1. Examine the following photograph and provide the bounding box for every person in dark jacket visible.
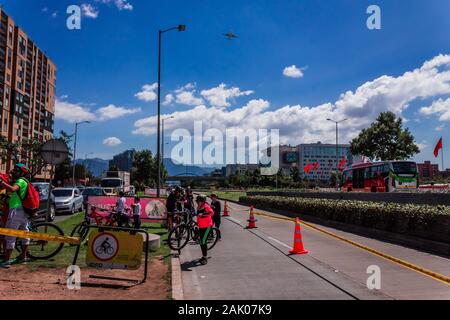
[210,193,221,238]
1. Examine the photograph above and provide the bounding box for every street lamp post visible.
[72,121,90,187]
[156,25,186,198]
[327,118,348,189]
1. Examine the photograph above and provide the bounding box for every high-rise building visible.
[109,149,136,172]
[298,142,352,181]
[0,8,56,175]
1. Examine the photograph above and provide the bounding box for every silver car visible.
[52,188,84,215]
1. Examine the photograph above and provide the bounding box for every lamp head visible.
[178,25,186,32]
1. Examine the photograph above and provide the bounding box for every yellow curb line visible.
[0,228,81,245]
[246,210,450,286]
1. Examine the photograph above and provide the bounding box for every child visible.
[131,196,142,229]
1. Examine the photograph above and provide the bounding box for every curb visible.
[171,251,184,300]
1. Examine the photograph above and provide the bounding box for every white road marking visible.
[227,217,242,224]
[268,236,292,250]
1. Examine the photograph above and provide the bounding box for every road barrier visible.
[0,228,81,245]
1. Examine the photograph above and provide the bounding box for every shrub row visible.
[239,196,450,243]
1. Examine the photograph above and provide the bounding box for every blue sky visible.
[4,0,450,168]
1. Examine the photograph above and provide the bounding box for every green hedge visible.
[239,196,450,243]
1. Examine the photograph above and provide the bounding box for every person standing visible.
[131,196,142,229]
[195,195,214,265]
[210,193,222,239]
[0,164,31,268]
[115,191,127,227]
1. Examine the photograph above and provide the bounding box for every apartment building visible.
[0,8,56,175]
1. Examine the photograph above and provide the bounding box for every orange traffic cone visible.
[246,206,258,229]
[289,218,309,255]
[223,201,230,217]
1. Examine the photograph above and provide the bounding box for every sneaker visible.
[199,257,208,265]
[0,260,12,269]
[11,256,28,265]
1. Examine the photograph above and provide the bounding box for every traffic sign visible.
[39,139,69,165]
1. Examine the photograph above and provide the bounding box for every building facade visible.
[417,161,439,180]
[109,149,136,172]
[298,142,352,181]
[0,8,56,175]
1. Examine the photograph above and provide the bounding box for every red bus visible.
[341,161,419,192]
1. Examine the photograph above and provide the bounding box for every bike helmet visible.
[14,163,29,174]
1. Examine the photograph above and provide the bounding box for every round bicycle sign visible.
[91,233,119,261]
[39,139,69,165]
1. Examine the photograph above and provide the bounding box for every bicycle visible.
[70,204,135,244]
[168,210,220,251]
[15,217,65,260]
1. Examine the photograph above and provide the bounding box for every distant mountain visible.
[163,158,217,177]
[76,158,110,177]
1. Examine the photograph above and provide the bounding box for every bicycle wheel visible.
[168,225,190,251]
[206,228,220,251]
[70,222,90,245]
[18,222,65,260]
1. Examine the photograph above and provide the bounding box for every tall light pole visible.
[327,118,348,189]
[72,121,90,187]
[157,24,186,198]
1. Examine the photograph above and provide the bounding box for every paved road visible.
[179,201,450,300]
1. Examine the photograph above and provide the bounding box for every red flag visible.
[304,163,313,174]
[313,162,320,171]
[338,157,347,170]
[434,138,443,158]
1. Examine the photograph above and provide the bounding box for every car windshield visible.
[101,179,121,188]
[392,162,417,175]
[52,189,73,197]
[83,188,103,196]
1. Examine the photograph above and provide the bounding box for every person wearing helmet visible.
[195,195,214,265]
[166,187,181,230]
[0,164,31,268]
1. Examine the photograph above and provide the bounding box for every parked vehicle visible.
[101,170,131,196]
[52,188,84,215]
[31,182,56,222]
[82,187,106,207]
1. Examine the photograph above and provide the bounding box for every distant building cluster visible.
[221,142,352,182]
[109,149,135,172]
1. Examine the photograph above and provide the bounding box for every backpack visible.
[16,178,40,216]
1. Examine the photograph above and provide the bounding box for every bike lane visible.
[178,204,390,300]
[222,201,450,300]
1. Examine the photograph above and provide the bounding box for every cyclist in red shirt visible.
[195,195,214,265]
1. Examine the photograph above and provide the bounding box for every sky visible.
[3,0,450,169]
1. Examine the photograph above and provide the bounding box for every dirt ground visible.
[0,258,170,300]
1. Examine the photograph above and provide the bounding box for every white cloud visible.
[163,94,174,106]
[283,65,305,78]
[55,99,141,123]
[436,124,445,132]
[420,98,450,121]
[97,104,141,121]
[103,137,122,146]
[81,4,99,19]
[135,83,158,102]
[133,54,450,148]
[175,91,204,106]
[55,99,96,123]
[200,83,254,108]
[95,0,133,11]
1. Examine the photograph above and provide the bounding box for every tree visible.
[350,112,420,161]
[290,166,300,183]
[131,150,167,190]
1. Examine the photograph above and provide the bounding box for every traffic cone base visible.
[246,206,258,229]
[289,218,309,255]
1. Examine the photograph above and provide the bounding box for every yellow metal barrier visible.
[0,228,81,245]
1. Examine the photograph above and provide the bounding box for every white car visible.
[52,188,84,215]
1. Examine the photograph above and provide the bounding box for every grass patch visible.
[215,191,247,202]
